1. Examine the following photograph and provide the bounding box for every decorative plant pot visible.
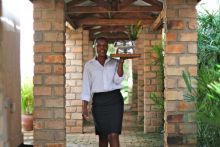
[21,114,33,131]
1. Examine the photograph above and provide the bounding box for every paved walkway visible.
[66,130,163,147]
[24,130,163,147]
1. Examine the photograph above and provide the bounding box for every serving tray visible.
[110,53,141,59]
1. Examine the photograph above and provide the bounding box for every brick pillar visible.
[164,1,197,146]
[136,32,145,120]
[65,28,83,134]
[83,31,94,65]
[144,29,162,132]
[33,0,66,146]
[132,58,138,108]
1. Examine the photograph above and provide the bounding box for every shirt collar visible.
[92,56,112,64]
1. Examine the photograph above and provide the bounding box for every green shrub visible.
[150,44,164,132]
[21,80,34,115]
[183,68,220,147]
[198,10,220,68]
[182,9,220,146]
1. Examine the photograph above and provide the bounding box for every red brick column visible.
[144,29,162,132]
[65,28,84,133]
[136,32,145,120]
[132,59,138,107]
[33,0,66,146]
[164,1,197,146]
[83,31,94,65]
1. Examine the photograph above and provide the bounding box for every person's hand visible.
[119,58,125,64]
[82,108,89,121]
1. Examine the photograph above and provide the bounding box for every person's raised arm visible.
[117,58,124,77]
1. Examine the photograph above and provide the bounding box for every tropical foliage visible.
[21,80,34,114]
[150,44,164,132]
[182,9,220,147]
[127,20,143,41]
[150,44,164,111]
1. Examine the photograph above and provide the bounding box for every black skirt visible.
[92,89,124,136]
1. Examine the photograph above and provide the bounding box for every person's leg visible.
[99,135,108,147]
[108,133,120,147]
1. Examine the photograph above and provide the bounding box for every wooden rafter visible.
[111,0,120,11]
[67,6,108,13]
[65,15,78,29]
[151,10,164,31]
[69,12,153,20]
[78,18,154,26]
[66,0,86,6]
[89,32,129,41]
[119,0,135,10]
[67,5,161,14]
[65,0,163,40]
[89,26,127,34]
[142,0,163,8]
[121,5,162,12]
[110,12,153,19]
[90,0,111,10]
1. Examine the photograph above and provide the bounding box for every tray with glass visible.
[110,40,141,59]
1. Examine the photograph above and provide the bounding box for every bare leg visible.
[108,133,120,147]
[99,135,108,147]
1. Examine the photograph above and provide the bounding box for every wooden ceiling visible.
[65,0,163,42]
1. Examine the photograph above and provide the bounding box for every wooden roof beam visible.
[78,18,154,26]
[89,26,126,32]
[90,0,111,10]
[121,5,162,12]
[66,6,162,14]
[119,0,136,10]
[111,0,120,11]
[142,0,163,8]
[151,10,164,31]
[89,32,129,41]
[65,15,78,29]
[66,0,86,5]
[89,28,128,36]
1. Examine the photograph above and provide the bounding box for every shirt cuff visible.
[80,95,90,102]
[114,73,124,84]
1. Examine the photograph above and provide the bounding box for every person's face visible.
[96,39,108,57]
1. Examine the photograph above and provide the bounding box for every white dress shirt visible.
[81,56,124,102]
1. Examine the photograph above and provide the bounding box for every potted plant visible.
[127,20,143,41]
[21,80,34,131]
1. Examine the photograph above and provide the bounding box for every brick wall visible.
[144,29,163,132]
[136,32,145,120]
[65,28,85,134]
[164,0,197,146]
[132,59,138,110]
[33,0,66,146]
[83,31,94,65]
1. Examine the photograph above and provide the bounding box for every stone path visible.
[24,105,163,147]
[66,130,163,147]
[24,130,163,147]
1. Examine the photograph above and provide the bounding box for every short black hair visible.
[94,36,108,46]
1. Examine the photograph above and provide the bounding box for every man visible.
[81,37,125,147]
